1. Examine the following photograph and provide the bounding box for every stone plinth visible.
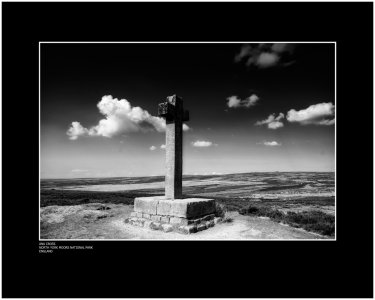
[126,196,219,234]
[134,196,216,218]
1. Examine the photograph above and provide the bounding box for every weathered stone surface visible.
[160,216,170,223]
[156,200,172,216]
[130,218,142,227]
[131,196,217,233]
[142,213,151,219]
[169,217,181,224]
[160,95,186,200]
[151,215,162,222]
[170,198,216,218]
[202,214,215,221]
[134,197,158,215]
[169,217,188,225]
[178,225,197,234]
[127,215,217,233]
[161,224,173,233]
[134,197,216,219]
[165,123,182,200]
[150,222,162,230]
[188,218,200,225]
[197,223,207,232]
[214,217,222,224]
[130,212,137,218]
[144,220,153,229]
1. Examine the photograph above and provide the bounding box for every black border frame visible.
[2,2,373,298]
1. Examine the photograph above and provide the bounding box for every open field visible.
[40,172,335,239]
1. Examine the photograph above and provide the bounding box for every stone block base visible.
[126,196,219,234]
[125,215,221,234]
[134,196,216,218]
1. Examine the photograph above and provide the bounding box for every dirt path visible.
[40,204,328,240]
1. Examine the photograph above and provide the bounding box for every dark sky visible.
[40,42,335,178]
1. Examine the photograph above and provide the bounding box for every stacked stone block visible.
[125,196,221,234]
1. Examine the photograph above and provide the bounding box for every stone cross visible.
[158,95,189,200]
[129,96,216,234]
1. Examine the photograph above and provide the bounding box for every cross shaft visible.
[158,95,189,200]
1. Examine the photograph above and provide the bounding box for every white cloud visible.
[67,95,190,140]
[150,145,156,151]
[226,94,260,109]
[160,144,166,150]
[263,141,281,146]
[235,43,295,68]
[245,94,260,107]
[286,102,335,125]
[67,122,89,140]
[318,118,335,126]
[234,44,252,62]
[267,121,284,129]
[227,96,241,108]
[256,52,279,68]
[255,113,284,129]
[192,140,213,147]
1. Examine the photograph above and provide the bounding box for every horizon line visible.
[40,170,335,180]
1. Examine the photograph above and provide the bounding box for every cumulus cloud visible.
[234,43,295,68]
[263,141,281,147]
[150,145,157,151]
[227,96,241,108]
[67,122,89,140]
[192,140,213,147]
[286,102,335,125]
[160,144,166,150]
[255,113,284,129]
[67,95,190,140]
[256,52,279,68]
[226,94,259,109]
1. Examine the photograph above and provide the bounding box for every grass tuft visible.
[239,204,335,237]
[215,203,226,218]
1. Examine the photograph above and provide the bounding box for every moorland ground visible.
[40,172,335,239]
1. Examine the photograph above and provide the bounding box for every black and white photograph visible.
[40,42,336,240]
[2,2,373,298]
